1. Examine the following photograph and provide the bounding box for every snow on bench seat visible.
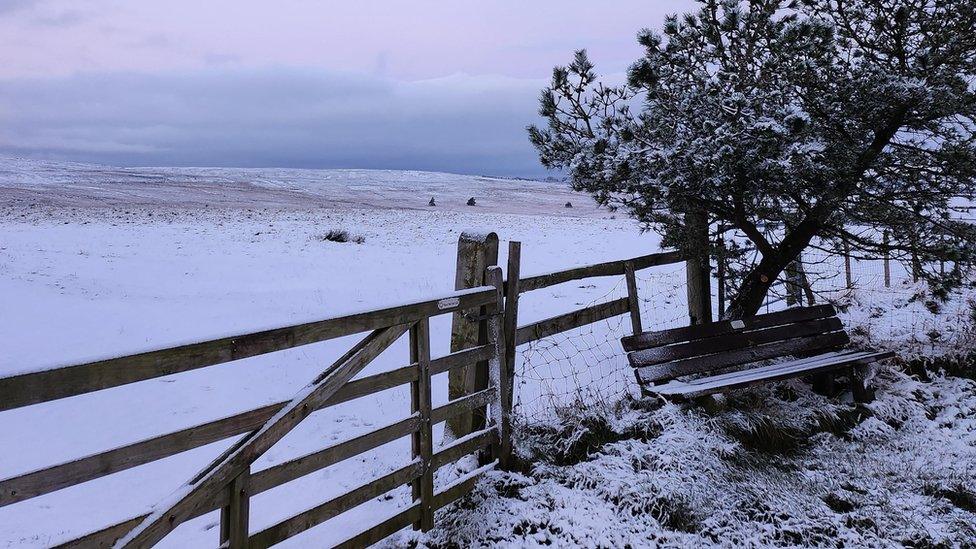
[652,350,895,398]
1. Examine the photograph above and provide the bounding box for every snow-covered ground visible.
[414,370,976,547]
[0,158,657,547]
[1,157,973,547]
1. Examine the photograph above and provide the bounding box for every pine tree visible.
[529,0,976,318]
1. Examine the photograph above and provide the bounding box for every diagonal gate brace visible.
[114,323,411,548]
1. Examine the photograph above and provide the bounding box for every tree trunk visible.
[685,209,712,325]
[725,220,821,319]
[724,255,780,319]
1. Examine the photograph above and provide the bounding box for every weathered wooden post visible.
[843,238,853,290]
[939,229,947,277]
[883,231,891,288]
[716,233,727,318]
[685,210,712,325]
[502,242,521,449]
[785,260,804,307]
[219,468,250,549]
[911,246,921,283]
[447,231,498,441]
[800,263,816,306]
[485,266,511,468]
[409,319,434,531]
[624,261,643,335]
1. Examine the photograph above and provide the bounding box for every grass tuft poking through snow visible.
[316,228,365,244]
[397,370,976,547]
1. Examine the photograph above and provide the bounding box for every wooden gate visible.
[0,268,509,548]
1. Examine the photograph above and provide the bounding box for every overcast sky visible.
[0,0,697,176]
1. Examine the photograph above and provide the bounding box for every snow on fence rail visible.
[0,231,688,548]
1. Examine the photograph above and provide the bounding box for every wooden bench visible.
[621,305,893,400]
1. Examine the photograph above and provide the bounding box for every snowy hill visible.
[0,156,597,216]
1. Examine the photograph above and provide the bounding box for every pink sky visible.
[1,1,696,78]
[0,0,698,174]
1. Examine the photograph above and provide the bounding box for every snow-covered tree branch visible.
[529,0,976,319]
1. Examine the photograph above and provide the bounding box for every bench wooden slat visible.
[674,350,859,386]
[654,350,895,398]
[624,305,892,400]
[636,331,851,384]
[622,304,836,352]
[628,317,843,369]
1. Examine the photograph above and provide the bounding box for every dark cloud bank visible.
[0,68,551,177]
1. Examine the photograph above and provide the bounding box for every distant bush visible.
[318,229,365,244]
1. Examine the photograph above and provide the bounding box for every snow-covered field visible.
[0,156,595,216]
[1,157,974,547]
[0,157,660,547]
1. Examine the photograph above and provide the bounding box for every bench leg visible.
[850,365,873,403]
[696,393,726,413]
[811,372,836,396]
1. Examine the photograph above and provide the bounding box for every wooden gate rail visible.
[505,248,684,347]
[248,460,424,548]
[0,344,494,508]
[53,388,499,549]
[0,287,496,412]
[3,237,684,548]
[2,280,505,549]
[331,504,421,549]
[512,250,683,295]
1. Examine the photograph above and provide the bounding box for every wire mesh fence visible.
[784,246,976,359]
[511,262,687,425]
[508,244,974,428]
[743,237,974,362]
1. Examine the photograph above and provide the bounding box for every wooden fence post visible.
[940,232,946,276]
[685,209,712,325]
[485,266,511,468]
[624,261,642,335]
[911,246,921,283]
[716,234,727,318]
[219,468,250,549]
[883,231,891,288]
[843,238,853,290]
[448,232,499,441]
[785,260,803,307]
[800,262,816,306]
[501,242,521,462]
[409,319,434,531]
